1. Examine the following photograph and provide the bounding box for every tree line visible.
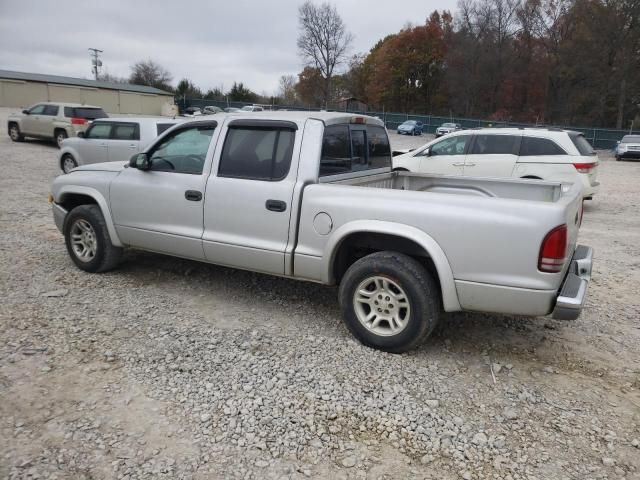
[105,0,639,129]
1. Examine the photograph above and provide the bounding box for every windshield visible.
[621,135,640,143]
[442,123,456,128]
[401,121,416,126]
[241,106,253,111]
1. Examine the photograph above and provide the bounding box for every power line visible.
[88,48,103,80]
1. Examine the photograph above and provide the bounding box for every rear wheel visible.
[55,129,68,148]
[64,205,123,273]
[339,251,440,353]
[61,154,78,173]
[9,123,24,142]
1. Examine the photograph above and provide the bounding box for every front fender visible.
[324,220,461,312]
[55,185,123,247]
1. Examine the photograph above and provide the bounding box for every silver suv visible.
[8,102,108,148]
[615,134,640,161]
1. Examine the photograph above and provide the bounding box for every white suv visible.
[393,128,600,198]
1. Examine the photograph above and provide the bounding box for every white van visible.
[393,128,600,198]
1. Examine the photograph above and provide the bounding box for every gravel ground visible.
[1,107,639,480]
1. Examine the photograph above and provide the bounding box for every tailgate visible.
[558,181,584,273]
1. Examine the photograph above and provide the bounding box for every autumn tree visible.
[295,67,325,106]
[297,1,353,107]
[129,59,173,91]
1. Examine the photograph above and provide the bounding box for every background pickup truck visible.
[50,112,593,352]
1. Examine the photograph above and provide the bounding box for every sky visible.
[0,0,459,95]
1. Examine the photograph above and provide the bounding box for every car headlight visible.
[618,144,627,152]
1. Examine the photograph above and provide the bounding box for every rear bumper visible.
[552,245,593,320]
[52,202,68,233]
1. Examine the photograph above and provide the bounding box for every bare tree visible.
[297,1,353,107]
[129,59,173,91]
[278,75,298,105]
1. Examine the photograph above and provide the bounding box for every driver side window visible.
[149,125,215,174]
[29,104,46,115]
[430,135,470,156]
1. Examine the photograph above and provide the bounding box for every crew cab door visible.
[202,119,299,275]
[22,104,46,136]
[464,133,521,177]
[110,121,219,260]
[107,122,140,162]
[416,134,471,175]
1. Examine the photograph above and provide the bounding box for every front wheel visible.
[64,205,123,273]
[9,124,24,142]
[61,154,77,173]
[339,251,440,353]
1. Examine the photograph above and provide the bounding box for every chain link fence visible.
[177,97,638,150]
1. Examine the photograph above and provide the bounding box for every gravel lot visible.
[1,107,639,480]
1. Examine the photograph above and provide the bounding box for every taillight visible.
[573,162,597,173]
[539,224,567,273]
[71,117,87,125]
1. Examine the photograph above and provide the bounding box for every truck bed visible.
[329,171,564,203]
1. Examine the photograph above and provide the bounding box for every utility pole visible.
[88,48,103,80]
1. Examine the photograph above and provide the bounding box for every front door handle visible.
[265,199,287,212]
[465,163,476,167]
[452,162,465,166]
[185,190,202,201]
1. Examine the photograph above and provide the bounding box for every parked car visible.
[182,106,202,116]
[435,122,462,137]
[58,117,181,173]
[240,105,264,112]
[224,107,241,113]
[50,112,591,353]
[615,134,640,161]
[397,120,423,136]
[8,102,108,148]
[393,127,600,198]
[202,106,223,115]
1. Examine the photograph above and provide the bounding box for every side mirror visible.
[424,148,431,157]
[130,152,151,170]
[77,131,85,138]
[22,109,30,115]
[616,141,620,145]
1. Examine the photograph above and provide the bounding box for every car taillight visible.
[539,224,567,273]
[573,162,597,173]
[71,117,87,125]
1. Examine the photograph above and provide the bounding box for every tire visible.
[339,251,440,353]
[55,129,68,148]
[61,154,78,174]
[615,156,621,161]
[8,123,24,142]
[64,205,123,273]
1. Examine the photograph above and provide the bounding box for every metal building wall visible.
[0,79,173,116]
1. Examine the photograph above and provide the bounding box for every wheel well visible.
[332,232,441,291]
[8,121,18,132]
[521,175,542,180]
[59,193,97,211]
[392,167,408,172]
[54,127,67,136]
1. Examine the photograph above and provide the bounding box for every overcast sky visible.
[0,0,459,95]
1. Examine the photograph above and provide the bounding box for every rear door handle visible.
[185,190,202,201]
[265,199,287,212]
[99,143,108,147]
[465,163,476,166]
[128,144,137,149]
[452,162,465,166]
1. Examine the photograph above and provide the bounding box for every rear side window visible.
[470,135,519,155]
[43,105,59,116]
[570,134,595,156]
[319,124,391,177]
[157,123,176,135]
[64,107,108,119]
[112,123,139,140]
[218,127,295,181]
[520,137,567,156]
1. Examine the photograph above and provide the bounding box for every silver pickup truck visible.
[50,112,593,352]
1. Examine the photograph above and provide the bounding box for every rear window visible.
[157,123,176,135]
[470,134,519,155]
[520,137,567,156]
[319,124,391,177]
[570,133,595,156]
[64,107,108,120]
[112,123,139,140]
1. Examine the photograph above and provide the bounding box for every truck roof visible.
[182,111,385,127]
